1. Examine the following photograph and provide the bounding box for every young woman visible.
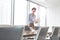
[29,7,39,32]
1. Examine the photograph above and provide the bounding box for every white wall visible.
[47,6,60,26]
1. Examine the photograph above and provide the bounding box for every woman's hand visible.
[35,21,38,23]
[35,18,40,23]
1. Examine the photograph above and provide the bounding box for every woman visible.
[29,7,39,32]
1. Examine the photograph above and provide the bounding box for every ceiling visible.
[45,0,60,7]
[30,0,60,7]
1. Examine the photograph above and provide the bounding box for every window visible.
[14,0,47,26]
[27,1,47,26]
[39,6,47,26]
[0,0,11,25]
[14,0,27,25]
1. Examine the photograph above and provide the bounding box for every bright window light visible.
[14,0,27,25]
[0,0,11,25]
[39,6,46,26]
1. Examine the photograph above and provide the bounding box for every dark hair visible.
[32,8,36,10]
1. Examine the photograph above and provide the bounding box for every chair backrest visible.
[37,27,49,40]
[50,27,59,40]
[52,27,59,37]
[0,26,23,40]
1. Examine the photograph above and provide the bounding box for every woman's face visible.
[32,10,36,13]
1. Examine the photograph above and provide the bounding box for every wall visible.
[47,6,60,26]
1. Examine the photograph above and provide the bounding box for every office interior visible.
[0,0,60,40]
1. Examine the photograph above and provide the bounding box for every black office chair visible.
[50,27,59,40]
[37,27,49,40]
[0,26,23,40]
